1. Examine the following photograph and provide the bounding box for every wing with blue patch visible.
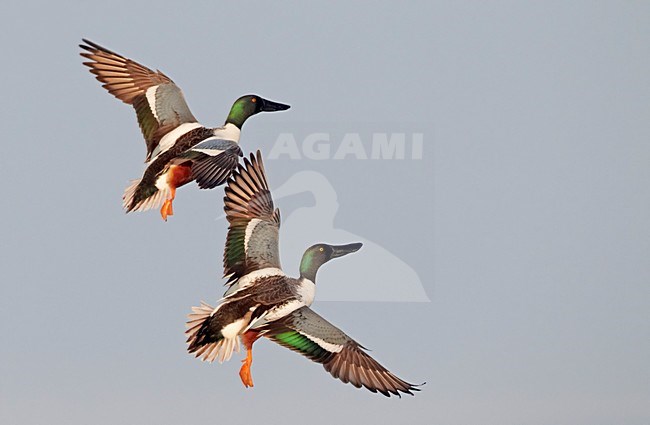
[223,151,281,286]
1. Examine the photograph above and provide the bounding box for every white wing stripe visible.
[302,332,344,353]
[192,148,224,156]
[145,86,160,121]
[223,267,285,298]
[244,219,262,253]
[148,122,202,163]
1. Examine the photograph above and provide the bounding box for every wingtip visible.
[78,38,120,57]
[79,38,99,51]
[401,381,425,397]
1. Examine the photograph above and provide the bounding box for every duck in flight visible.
[185,151,421,397]
[79,39,290,220]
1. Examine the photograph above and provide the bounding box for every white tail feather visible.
[185,301,241,364]
[122,179,171,212]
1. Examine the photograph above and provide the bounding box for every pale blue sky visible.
[1,1,649,424]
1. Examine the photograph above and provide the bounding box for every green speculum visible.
[275,331,324,356]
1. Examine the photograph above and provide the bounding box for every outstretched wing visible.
[80,39,198,162]
[223,150,281,286]
[181,138,243,189]
[263,306,421,397]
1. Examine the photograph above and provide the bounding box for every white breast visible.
[213,123,241,142]
[297,278,316,306]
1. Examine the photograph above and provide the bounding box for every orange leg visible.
[160,186,176,221]
[159,165,192,221]
[239,347,254,388]
[239,330,261,388]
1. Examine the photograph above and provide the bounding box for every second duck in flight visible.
[185,151,420,397]
[80,39,290,220]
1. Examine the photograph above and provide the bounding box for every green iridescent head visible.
[299,242,363,282]
[225,94,290,128]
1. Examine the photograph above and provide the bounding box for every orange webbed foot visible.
[160,199,174,221]
[239,348,254,388]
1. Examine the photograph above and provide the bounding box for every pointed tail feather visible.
[122,179,170,213]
